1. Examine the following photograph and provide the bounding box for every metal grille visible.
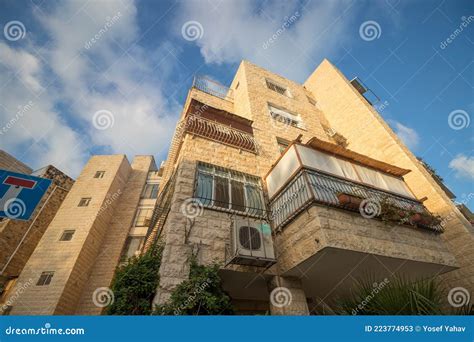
[270,168,435,232]
[194,162,267,218]
[193,75,233,101]
[185,114,258,153]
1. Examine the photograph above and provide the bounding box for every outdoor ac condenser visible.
[231,217,276,265]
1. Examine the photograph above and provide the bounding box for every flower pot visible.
[337,193,363,210]
[409,213,434,226]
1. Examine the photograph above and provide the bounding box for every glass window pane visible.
[231,180,245,211]
[142,184,159,199]
[246,185,264,216]
[196,172,213,206]
[214,176,229,208]
[134,209,153,226]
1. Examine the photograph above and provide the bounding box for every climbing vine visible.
[154,256,234,315]
[107,244,163,315]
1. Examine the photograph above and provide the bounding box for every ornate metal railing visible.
[192,75,233,102]
[270,168,440,232]
[184,114,258,153]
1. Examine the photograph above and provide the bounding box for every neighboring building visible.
[0,150,32,174]
[147,60,472,315]
[0,152,74,314]
[6,60,473,315]
[6,155,162,315]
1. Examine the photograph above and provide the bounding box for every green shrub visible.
[154,257,234,315]
[336,276,443,315]
[106,244,163,315]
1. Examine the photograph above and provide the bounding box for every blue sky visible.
[0,0,472,208]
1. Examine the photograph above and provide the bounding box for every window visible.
[195,162,265,216]
[36,271,54,286]
[266,79,290,97]
[59,230,75,241]
[94,171,105,178]
[78,197,91,207]
[307,96,317,106]
[121,236,145,261]
[141,184,159,199]
[133,208,153,227]
[276,137,290,154]
[268,104,304,129]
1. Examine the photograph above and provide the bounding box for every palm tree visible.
[336,276,444,315]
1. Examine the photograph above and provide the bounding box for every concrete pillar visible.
[268,276,309,315]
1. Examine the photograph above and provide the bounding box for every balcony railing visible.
[270,168,441,233]
[192,75,233,102]
[183,114,258,153]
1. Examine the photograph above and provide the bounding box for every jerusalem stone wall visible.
[304,59,474,298]
[9,155,130,315]
[276,205,457,275]
[0,166,74,281]
[75,156,154,315]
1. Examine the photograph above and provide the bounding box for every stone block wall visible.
[0,166,74,281]
[9,155,130,315]
[304,59,474,297]
[75,156,154,315]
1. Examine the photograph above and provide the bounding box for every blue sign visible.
[0,169,52,221]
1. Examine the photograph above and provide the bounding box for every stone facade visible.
[0,153,74,312]
[7,155,157,315]
[0,166,74,280]
[304,59,474,299]
[154,60,470,315]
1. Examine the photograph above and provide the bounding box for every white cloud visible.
[449,154,474,180]
[0,42,86,175]
[177,0,355,81]
[392,121,420,150]
[1,0,180,177]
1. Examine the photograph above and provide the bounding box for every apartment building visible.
[5,59,473,315]
[7,155,162,314]
[0,151,74,313]
[147,59,472,315]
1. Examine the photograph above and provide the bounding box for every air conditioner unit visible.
[229,217,276,267]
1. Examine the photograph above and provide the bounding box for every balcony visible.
[180,99,258,153]
[270,168,439,231]
[192,75,233,102]
[265,140,456,300]
[267,139,441,232]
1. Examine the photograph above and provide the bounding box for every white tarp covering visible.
[266,145,299,198]
[266,144,415,199]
